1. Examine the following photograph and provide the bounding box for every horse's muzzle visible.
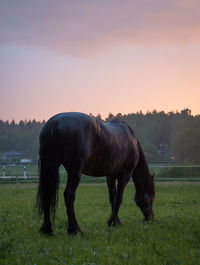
[144,208,154,221]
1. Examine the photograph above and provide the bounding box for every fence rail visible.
[1,164,200,183]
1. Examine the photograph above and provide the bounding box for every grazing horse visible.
[36,112,155,235]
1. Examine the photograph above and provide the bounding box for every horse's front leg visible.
[106,176,122,225]
[107,175,130,227]
[64,170,82,234]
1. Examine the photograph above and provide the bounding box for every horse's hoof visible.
[67,226,82,235]
[107,217,122,227]
[40,226,54,236]
[107,218,113,227]
[115,218,122,225]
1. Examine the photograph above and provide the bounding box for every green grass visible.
[0,183,200,264]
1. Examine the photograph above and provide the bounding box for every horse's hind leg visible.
[64,169,82,234]
[106,176,122,225]
[40,205,54,236]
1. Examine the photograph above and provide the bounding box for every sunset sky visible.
[1,0,200,122]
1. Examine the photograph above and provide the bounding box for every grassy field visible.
[0,182,200,265]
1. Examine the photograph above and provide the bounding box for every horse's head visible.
[133,173,155,221]
[134,192,154,221]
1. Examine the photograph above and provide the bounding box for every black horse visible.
[36,112,155,235]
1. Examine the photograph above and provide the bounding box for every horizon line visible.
[0,108,197,124]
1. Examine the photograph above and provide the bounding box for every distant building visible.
[1,151,25,164]
[20,158,32,164]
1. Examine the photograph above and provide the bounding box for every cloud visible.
[0,0,200,56]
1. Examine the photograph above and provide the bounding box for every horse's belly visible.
[82,162,111,177]
[82,155,123,177]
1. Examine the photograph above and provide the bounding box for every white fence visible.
[1,164,200,183]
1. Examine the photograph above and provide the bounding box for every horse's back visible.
[40,112,98,164]
[47,112,94,129]
[40,112,140,176]
[43,112,97,135]
[83,120,140,176]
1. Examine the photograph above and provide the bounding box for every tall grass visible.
[0,183,200,264]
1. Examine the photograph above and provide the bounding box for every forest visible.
[0,108,200,164]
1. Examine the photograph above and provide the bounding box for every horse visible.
[36,112,155,235]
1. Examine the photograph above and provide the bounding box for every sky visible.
[0,0,200,122]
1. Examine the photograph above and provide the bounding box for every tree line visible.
[0,108,200,164]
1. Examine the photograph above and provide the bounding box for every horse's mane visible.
[135,138,155,199]
[106,118,155,199]
[107,119,136,136]
[138,142,155,199]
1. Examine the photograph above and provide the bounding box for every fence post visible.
[3,166,5,177]
[24,166,27,178]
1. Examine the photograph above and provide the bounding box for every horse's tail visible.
[36,119,60,222]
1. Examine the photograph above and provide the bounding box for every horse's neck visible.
[133,146,151,194]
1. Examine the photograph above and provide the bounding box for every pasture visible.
[0,183,199,265]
